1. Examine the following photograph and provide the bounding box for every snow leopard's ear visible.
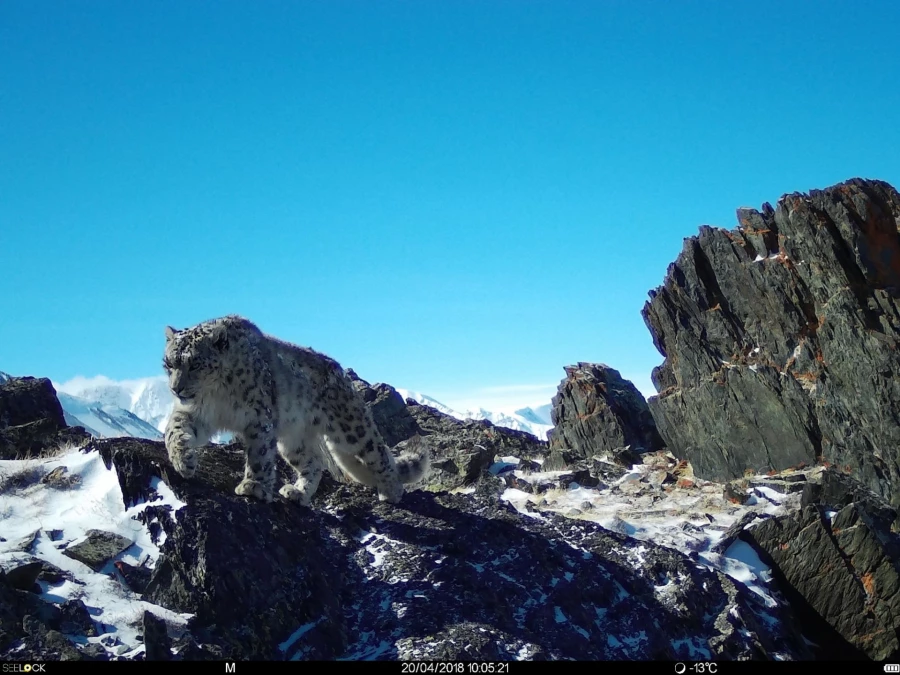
[210,324,229,352]
[165,326,177,341]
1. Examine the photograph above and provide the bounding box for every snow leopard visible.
[162,314,430,505]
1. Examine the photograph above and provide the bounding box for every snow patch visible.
[0,447,192,655]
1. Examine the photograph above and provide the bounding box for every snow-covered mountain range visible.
[54,376,174,433]
[55,391,164,440]
[397,389,553,440]
[3,371,555,442]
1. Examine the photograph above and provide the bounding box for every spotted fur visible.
[162,315,430,505]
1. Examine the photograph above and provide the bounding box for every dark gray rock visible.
[802,466,899,521]
[748,478,807,495]
[542,449,577,471]
[1,592,85,661]
[0,376,66,429]
[347,370,420,447]
[58,598,96,637]
[344,372,550,492]
[63,530,134,572]
[405,399,549,492]
[643,179,900,502]
[590,456,630,482]
[114,560,153,595]
[142,611,171,661]
[710,512,770,555]
[739,501,900,660]
[723,481,751,505]
[21,615,83,660]
[170,635,223,661]
[0,419,91,461]
[1,561,42,591]
[0,376,91,459]
[35,559,73,585]
[548,363,663,460]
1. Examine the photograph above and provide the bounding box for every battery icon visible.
[884,665,899,672]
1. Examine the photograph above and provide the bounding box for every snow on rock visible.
[0,446,191,657]
[496,450,800,614]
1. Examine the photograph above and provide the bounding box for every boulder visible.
[0,376,91,459]
[62,530,134,573]
[347,370,420,447]
[407,401,549,491]
[548,363,663,460]
[739,501,900,660]
[642,179,900,502]
[0,377,66,429]
[142,611,172,661]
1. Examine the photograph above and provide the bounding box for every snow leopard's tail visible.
[394,434,431,484]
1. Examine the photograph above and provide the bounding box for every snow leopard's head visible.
[162,317,235,402]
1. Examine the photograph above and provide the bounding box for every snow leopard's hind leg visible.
[278,437,324,506]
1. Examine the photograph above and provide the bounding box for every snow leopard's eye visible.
[162,357,173,371]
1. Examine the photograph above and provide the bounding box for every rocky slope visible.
[643,178,900,504]
[0,374,819,661]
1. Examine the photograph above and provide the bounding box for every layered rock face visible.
[643,179,900,502]
[548,363,663,460]
[739,468,900,660]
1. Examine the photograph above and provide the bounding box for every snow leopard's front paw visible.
[235,478,274,502]
[168,445,198,479]
[377,481,404,504]
[279,483,312,506]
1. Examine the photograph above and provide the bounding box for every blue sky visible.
[2,1,899,411]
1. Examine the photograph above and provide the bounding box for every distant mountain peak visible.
[397,388,553,441]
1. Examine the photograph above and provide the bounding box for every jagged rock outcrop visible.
[347,371,549,492]
[738,468,900,660]
[0,376,814,661]
[347,369,420,447]
[0,376,66,429]
[406,400,548,491]
[547,363,663,462]
[0,376,91,459]
[642,178,900,502]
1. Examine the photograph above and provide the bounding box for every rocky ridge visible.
[0,374,816,661]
